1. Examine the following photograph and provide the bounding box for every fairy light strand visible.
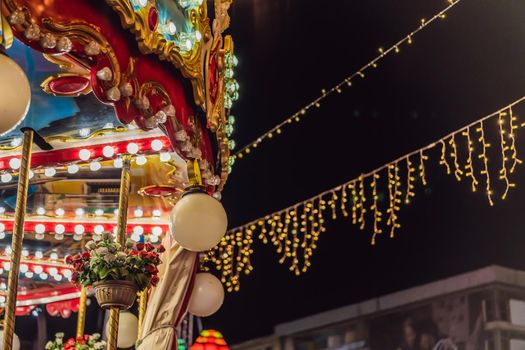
[233,0,463,161]
[463,127,479,192]
[213,96,525,290]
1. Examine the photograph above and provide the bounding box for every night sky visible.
[204,0,525,344]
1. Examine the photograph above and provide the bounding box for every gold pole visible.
[107,156,132,350]
[137,289,148,336]
[76,287,87,338]
[2,129,33,350]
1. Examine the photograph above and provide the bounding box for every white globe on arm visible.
[188,273,225,317]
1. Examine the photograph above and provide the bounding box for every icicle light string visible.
[213,96,525,291]
[233,0,462,161]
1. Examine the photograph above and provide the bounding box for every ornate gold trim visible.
[105,0,212,107]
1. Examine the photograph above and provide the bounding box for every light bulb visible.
[131,233,141,242]
[0,223,5,233]
[90,161,102,171]
[152,209,162,217]
[53,274,62,281]
[55,208,65,217]
[0,54,31,136]
[149,234,159,243]
[0,232,5,239]
[95,209,104,217]
[35,233,45,240]
[74,224,85,234]
[1,173,13,183]
[35,224,46,234]
[67,164,80,174]
[151,139,164,151]
[159,152,171,162]
[39,272,48,280]
[94,224,104,235]
[73,233,83,241]
[48,267,58,275]
[36,207,46,216]
[152,226,163,236]
[50,252,58,260]
[103,146,115,158]
[35,251,43,259]
[75,208,85,217]
[126,143,139,154]
[20,264,28,273]
[4,262,10,271]
[54,224,65,234]
[135,155,147,165]
[44,168,56,177]
[133,225,144,235]
[63,269,72,278]
[34,265,43,274]
[79,128,91,137]
[25,271,34,278]
[0,207,5,215]
[134,208,144,218]
[114,158,123,168]
[9,158,21,170]
[21,249,28,257]
[78,149,91,161]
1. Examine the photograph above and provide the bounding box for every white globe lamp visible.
[105,311,138,348]
[170,188,227,252]
[0,329,21,350]
[188,272,225,317]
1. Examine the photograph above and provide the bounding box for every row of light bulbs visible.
[0,260,73,284]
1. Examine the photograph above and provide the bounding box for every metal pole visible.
[137,290,148,336]
[2,129,33,349]
[76,287,87,338]
[107,155,132,350]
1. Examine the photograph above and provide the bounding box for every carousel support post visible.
[107,155,132,350]
[2,128,33,350]
[76,287,88,338]
[137,289,148,335]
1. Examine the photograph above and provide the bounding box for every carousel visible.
[0,0,236,348]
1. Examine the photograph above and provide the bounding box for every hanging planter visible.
[67,233,164,310]
[92,280,138,310]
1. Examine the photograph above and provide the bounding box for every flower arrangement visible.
[45,333,106,350]
[67,233,165,290]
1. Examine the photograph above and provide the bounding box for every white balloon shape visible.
[170,191,227,252]
[0,329,21,350]
[105,311,138,348]
[188,273,224,317]
[0,54,31,136]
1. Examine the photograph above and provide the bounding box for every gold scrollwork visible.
[106,0,212,107]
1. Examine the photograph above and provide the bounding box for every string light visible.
[449,135,463,181]
[508,107,522,173]
[439,140,451,175]
[463,127,478,192]
[498,112,515,199]
[232,0,463,161]
[211,96,525,291]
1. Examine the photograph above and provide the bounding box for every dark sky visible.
[205,0,525,344]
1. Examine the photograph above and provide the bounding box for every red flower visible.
[157,245,166,253]
[73,254,82,262]
[145,264,156,273]
[71,273,79,283]
[145,243,155,252]
[136,242,145,251]
[130,250,139,256]
[150,275,160,286]
[65,255,73,264]
[139,250,149,258]
[82,252,91,259]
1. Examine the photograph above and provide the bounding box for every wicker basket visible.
[93,280,138,310]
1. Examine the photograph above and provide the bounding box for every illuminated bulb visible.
[54,224,65,234]
[135,155,147,165]
[36,207,46,216]
[159,152,171,162]
[0,223,5,233]
[151,139,164,151]
[5,247,11,255]
[114,209,119,216]
[103,145,115,158]
[79,149,91,161]
[48,267,58,275]
[29,170,34,179]
[93,234,102,241]
[9,158,21,170]
[79,128,91,137]
[0,232,5,239]
[35,224,46,234]
[0,296,5,303]
[90,161,102,171]
[20,264,28,273]
[33,265,43,274]
[131,233,141,242]
[95,209,104,217]
[44,167,56,177]
[195,31,202,42]
[63,269,72,278]
[94,225,104,235]
[21,249,28,257]
[0,283,6,289]
[55,208,65,217]
[25,271,34,278]
[114,158,123,168]
[35,251,43,259]
[54,274,63,282]
[126,142,139,154]
[131,0,148,7]
[67,164,80,174]
[4,262,10,271]
[160,21,177,35]
[134,208,144,218]
[133,225,144,235]
[152,209,162,217]
[35,233,45,240]
[39,272,48,280]
[10,138,22,147]
[0,207,5,215]
[152,226,163,236]
[50,252,58,260]
[74,224,85,235]
[149,234,159,243]
[1,173,13,183]
[75,208,85,217]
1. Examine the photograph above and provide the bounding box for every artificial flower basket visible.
[67,233,164,310]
